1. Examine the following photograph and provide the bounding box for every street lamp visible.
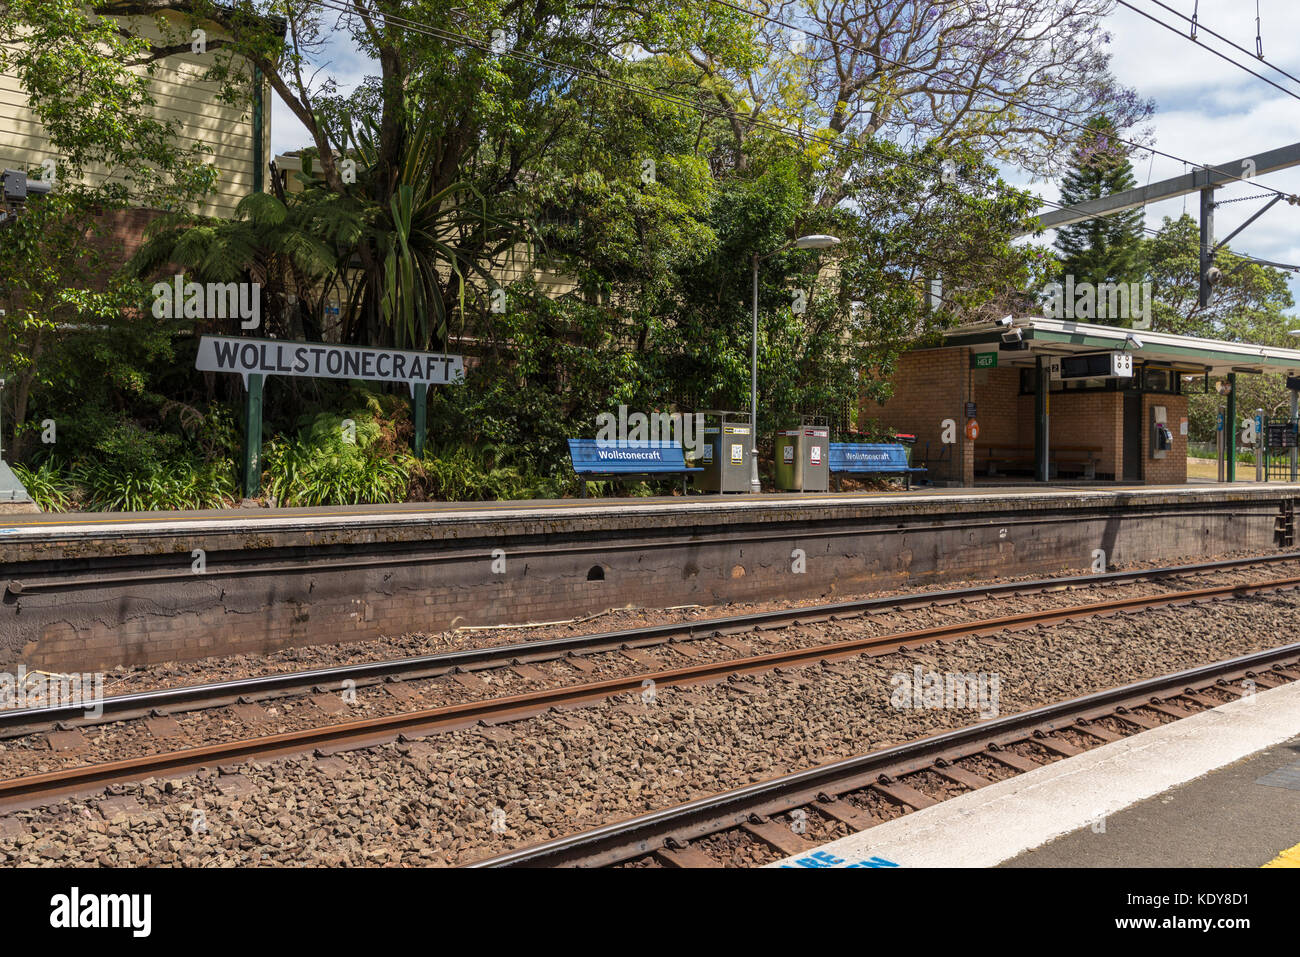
[750,234,840,493]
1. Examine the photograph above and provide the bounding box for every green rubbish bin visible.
[774,415,830,492]
[687,410,754,493]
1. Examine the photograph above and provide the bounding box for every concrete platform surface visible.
[2,481,1297,540]
[1007,734,1300,868]
[767,679,1300,868]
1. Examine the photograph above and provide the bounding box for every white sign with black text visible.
[195,336,464,395]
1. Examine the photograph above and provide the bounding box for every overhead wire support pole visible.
[1032,142,1300,233]
[1199,187,1216,309]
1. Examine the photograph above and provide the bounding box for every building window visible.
[1140,368,1181,394]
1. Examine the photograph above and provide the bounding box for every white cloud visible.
[1029,0,1300,312]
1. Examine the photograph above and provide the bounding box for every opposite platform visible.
[768,680,1300,868]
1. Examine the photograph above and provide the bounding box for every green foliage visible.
[1139,215,1297,443]
[0,1,219,208]
[417,443,567,501]
[1054,116,1146,287]
[2,0,1120,510]
[10,459,77,512]
[0,189,163,460]
[75,459,237,512]
[263,410,416,507]
[12,456,236,512]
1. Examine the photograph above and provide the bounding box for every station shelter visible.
[864,318,1300,486]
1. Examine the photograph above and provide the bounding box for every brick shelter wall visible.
[863,347,974,484]
[1047,390,1124,479]
[971,368,1022,449]
[866,347,1190,486]
[1142,393,1189,484]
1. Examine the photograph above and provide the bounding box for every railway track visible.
[5,551,1299,738]
[465,643,1300,868]
[2,558,1300,813]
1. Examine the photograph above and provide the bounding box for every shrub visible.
[10,459,79,511]
[416,443,570,501]
[74,458,237,511]
[263,411,415,506]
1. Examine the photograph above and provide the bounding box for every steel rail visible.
[2,571,1299,811]
[465,642,1300,868]
[3,553,1296,733]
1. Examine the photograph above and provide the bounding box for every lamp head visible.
[794,234,840,250]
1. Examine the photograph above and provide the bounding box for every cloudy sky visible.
[1021,0,1300,311]
[269,0,1300,308]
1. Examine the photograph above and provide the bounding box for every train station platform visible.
[3,482,1299,671]
[768,679,1300,868]
[1,481,1297,537]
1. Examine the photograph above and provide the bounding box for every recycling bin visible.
[774,415,830,491]
[687,410,753,492]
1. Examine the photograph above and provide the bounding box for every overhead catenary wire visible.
[1143,0,1297,84]
[1114,0,1300,102]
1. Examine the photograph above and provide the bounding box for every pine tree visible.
[1054,116,1146,289]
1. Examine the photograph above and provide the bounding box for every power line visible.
[1142,0,1300,87]
[1114,0,1300,103]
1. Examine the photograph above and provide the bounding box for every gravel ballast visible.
[0,586,1295,867]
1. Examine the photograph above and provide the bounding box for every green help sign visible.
[973,352,998,369]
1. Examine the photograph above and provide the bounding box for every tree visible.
[687,0,1154,209]
[1054,115,1146,287]
[0,0,221,210]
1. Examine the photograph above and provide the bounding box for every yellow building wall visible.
[0,12,270,218]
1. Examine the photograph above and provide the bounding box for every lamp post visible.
[750,234,840,493]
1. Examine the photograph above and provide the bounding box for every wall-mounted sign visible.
[973,352,997,369]
[196,335,464,396]
[1049,351,1133,381]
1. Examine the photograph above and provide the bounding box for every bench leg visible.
[905,473,911,491]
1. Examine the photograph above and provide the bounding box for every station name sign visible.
[195,335,464,395]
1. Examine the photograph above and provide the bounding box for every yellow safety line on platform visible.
[1263,841,1300,868]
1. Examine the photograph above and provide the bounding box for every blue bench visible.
[567,439,704,496]
[828,443,927,490]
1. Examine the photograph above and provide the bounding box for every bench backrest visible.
[567,439,689,473]
[828,442,910,472]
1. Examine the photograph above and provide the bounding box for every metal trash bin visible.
[774,415,830,491]
[687,410,753,493]
[893,433,917,466]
